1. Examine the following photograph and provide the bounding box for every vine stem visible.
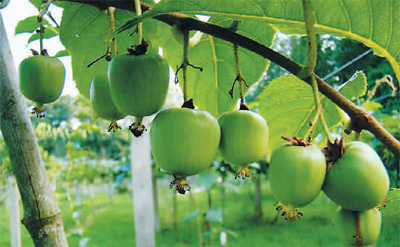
[299,0,317,79]
[134,0,142,45]
[107,7,117,55]
[301,0,323,141]
[182,29,189,102]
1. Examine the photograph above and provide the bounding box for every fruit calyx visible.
[108,121,122,132]
[322,137,345,173]
[181,98,195,109]
[275,202,303,222]
[129,121,147,137]
[30,48,49,56]
[32,105,45,118]
[281,136,312,147]
[127,39,149,56]
[239,103,249,111]
[169,175,191,194]
[235,167,253,180]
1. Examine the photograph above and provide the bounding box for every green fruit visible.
[334,207,381,246]
[108,53,169,118]
[150,108,220,194]
[218,110,268,178]
[90,73,126,121]
[269,143,326,221]
[19,55,65,105]
[323,141,389,211]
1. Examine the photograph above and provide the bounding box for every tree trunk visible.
[130,118,155,247]
[0,14,68,246]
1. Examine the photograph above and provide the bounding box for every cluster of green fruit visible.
[19,44,390,247]
[269,136,389,246]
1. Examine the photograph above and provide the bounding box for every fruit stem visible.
[320,112,333,143]
[353,211,363,246]
[298,0,317,79]
[134,0,143,45]
[107,7,117,56]
[182,29,190,102]
[229,21,250,106]
[303,76,323,141]
[37,0,53,54]
[355,131,362,141]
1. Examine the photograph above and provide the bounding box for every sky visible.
[1,0,79,96]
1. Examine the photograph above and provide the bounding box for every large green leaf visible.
[258,72,367,152]
[117,0,400,82]
[159,17,274,116]
[59,2,160,99]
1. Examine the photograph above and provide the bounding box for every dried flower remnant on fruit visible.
[275,202,303,222]
[322,137,345,173]
[169,176,191,194]
[235,167,253,180]
[129,122,147,137]
[108,122,122,132]
[127,39,149,56]
[32,106,45,118]
[281,136,312,146]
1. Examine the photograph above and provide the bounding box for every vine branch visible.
[58,0,400,159]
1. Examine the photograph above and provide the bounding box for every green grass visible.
[0,179,399,247]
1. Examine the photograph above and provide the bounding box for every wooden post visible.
[8,176,21,247]
[130,118,155,247]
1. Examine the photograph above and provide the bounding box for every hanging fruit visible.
[108,47,169,137]
[322,139,389,211]
[218,109,268,179]
[19,52,65,117]
[334,207,382,246]
[269,136,326,222]
[90,73,126,132]
[150,106,221,194]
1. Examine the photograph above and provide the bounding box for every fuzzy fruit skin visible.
[19,55,65,104]
[269,145,326,207]
[323,141,389,211]
[90,73,126,121]
[334,207,381,246]
[150,108,220,177]
[108,53,169,117]
[218,110,268,167]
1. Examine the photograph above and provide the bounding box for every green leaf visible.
[15,16,49,34]
[337,71,367,100]
[29,0,42,10]
[182,210,201,222]
[258,75,342,152]
[258,71,368,152]
[382,188,400,217]
[119,0,400,82]
[161,17,274,116]
[59,3,160,99]
[27,26,59,44]
[55,49,70,57]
